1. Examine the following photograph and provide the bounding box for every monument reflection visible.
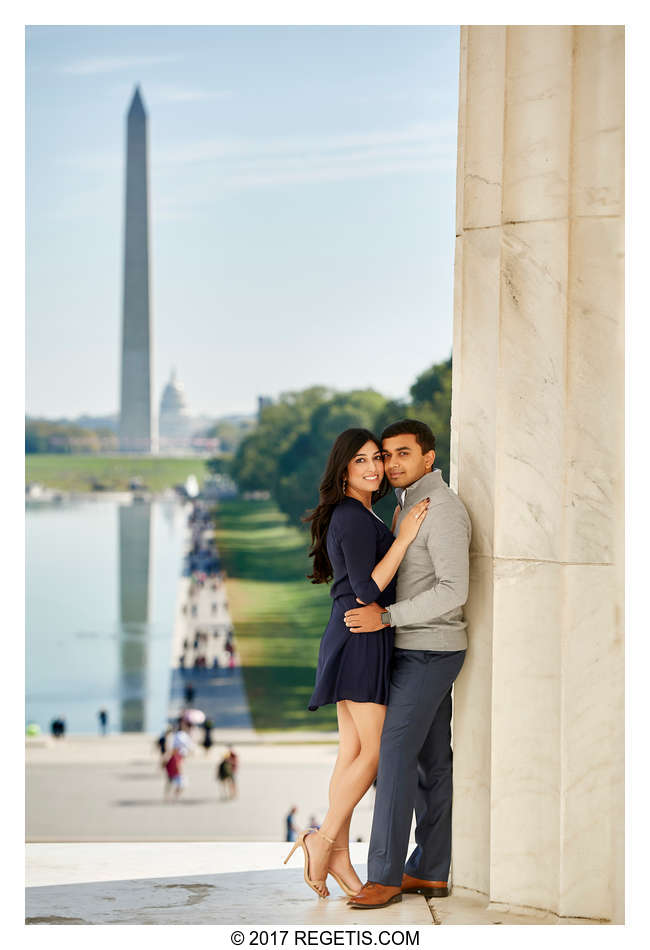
[118,500,152,732]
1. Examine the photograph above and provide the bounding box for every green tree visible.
[230,386,331,495]
[228,357,454,525]
[25,419,109,454]
[408,357,453,482]
[205,455,233,476]
[275,389,388,524]
[204,419,253,453]
[409,357,452,405]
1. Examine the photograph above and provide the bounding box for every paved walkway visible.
[26,734,366,843]
[169,506,253,730]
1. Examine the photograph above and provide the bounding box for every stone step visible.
[26,842,431,925]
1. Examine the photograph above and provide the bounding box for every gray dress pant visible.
[367,647,466,887]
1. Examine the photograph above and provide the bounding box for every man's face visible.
[381,433,435,489]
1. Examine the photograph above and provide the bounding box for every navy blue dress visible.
[308,497,397,711]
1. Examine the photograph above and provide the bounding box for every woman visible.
[284,428,429,899]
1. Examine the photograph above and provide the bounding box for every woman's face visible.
[345,440,384,496]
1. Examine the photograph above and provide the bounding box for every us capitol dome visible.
[159,369,192,449]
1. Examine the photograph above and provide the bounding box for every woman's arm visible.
[336,499,430,603]
[370,498,429,592]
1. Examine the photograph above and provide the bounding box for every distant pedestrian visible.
[217,754,234,799]
[227,745,239,798]
[202,719,214,755]
[308,814,320,831]
[184,682,195,705]
[50,717,65,739]
[286,806,298,842]
[172,719,193,759]
[157,726,173,764]
[98,709,108,736]
[164,749,185,800]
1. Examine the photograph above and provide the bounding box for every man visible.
[286,805,298,842]
[344,419,471,909]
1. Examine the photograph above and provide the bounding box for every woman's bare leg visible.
[305,701,385,889]
[326,702,363,893]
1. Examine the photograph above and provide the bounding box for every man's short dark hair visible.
[380,418,436,454]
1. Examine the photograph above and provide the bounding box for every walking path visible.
[167,502,253,729]
[26,734,353,843]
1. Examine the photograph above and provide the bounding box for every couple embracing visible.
[284,419,471,909]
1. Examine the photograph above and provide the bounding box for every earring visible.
[342,478,348,491]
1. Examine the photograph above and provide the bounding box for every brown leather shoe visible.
[347,882,403,909]
[401,872,449,898]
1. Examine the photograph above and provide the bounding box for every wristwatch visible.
[381,609,392,626]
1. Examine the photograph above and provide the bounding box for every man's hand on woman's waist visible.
[344,600,390,633]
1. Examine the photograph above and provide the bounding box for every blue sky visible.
[26,25,460,418]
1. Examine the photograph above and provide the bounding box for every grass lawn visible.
[25,455,209,493]
[213,498,338,732]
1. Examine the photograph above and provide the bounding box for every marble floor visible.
[25,842,607,925]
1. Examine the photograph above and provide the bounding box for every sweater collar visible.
[394,469,445,509]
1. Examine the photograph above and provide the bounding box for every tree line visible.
[226,356,452,526]
[25,419,118,454]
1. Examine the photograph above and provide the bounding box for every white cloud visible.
[223,157,455,189]
[61,54,182,76]
[60,121,457,199]
[155,121,456,165]
[151,121,457,190]
[151,85,233,104]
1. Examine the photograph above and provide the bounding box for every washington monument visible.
[119,86,157,453]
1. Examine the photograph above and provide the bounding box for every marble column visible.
[450,26,624,922]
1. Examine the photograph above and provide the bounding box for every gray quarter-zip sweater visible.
[388,469,471,651]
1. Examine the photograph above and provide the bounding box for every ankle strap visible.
[317,829,336,845]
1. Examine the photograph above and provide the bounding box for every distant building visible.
[159,370,192,451]
[258,396,273,419]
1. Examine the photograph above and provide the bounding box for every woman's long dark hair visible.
[303,427,390,584]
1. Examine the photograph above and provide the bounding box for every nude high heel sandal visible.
[327,846,362,898]
[284,829,335,899]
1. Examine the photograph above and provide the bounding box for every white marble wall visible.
[451,26,624,922]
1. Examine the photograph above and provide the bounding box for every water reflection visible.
[26,498,186,734]
[118,501,152,732]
